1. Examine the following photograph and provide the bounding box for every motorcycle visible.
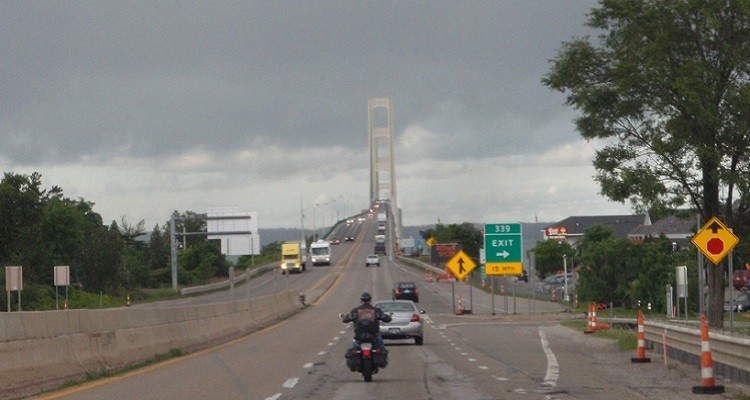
[340,314,388,382]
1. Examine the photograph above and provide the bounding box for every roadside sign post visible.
[446,250,477,314]
[484,223,523,276]
[691,217,739,265]
[445,250,476,281]
[691,216,740,331]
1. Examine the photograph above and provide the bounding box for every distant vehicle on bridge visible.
[280,242,305,274]
[310,240,332,266]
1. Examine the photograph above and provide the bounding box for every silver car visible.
[365,254,380,267]
[373,300,424,345]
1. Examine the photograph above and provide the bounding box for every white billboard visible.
[207,207,260,255]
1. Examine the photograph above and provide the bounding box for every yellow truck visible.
[280,241,305,274]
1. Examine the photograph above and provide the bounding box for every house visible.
[627,214,697,249]
[544,213,698,249]
[543,214,649,246]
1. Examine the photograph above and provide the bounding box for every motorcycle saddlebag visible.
[345,347,360,372]
[373,348,388,368]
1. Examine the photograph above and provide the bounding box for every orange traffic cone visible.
[631,309,650,363]
[691,315,724,394]
[584,303,597,334]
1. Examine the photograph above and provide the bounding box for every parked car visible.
[392,281,419,302]
[732,270,750,291]
[540,273,575,294]
[724,292,750,312]
[365,254,380,267]
[373,300,424,345]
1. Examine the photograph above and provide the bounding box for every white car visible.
[365,254,380,267]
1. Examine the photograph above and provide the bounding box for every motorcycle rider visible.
[341,292,392,366]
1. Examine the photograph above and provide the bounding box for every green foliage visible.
[0,172,242,309]
[530,239,574,279]
[260,241,282,257]
[543,0,750,327]
[177,240,228,285]
[578,236,639,306]
[570,224,683,310]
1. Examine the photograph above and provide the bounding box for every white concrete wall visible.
[0,290,302,398]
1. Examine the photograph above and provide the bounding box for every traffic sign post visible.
[691,217,739,265]
[445,250,476,281]
[484,223,523,275]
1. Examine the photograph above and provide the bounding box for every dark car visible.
[733,270,750,290]
[344,236,354,242]
[724,292,750,312]
[393,281,419,302]
[374,242,386,255]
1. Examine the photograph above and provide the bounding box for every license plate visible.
[389,328,400,334]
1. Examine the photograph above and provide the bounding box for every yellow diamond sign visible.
[691,217,739,265]
[445,250,476,281]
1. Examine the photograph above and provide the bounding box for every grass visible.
[561,319,637,351]
[46,349,184,395]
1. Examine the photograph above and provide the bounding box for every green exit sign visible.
[484,223,523,275]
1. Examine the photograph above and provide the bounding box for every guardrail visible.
[642,319,750,384]
[180,263,275,295]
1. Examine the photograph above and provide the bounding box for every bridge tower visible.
[368,97,401,240]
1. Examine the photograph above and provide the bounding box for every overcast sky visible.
[1,1,634,230]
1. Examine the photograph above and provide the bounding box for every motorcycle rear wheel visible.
[362,358,373,382]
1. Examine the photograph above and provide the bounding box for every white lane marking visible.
[460,352,468,356]
[303,363,314,369]
[538,328,559,387]
[333,336,340,341]
[328,342,335,346]
[264,394,282,400]
[318,351,326,355]
[479,366,489,370]
[494,376,509,381]
[468,358,477,362]
[282,377,298,388]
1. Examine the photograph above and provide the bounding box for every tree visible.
[530,239,574,279]
[77,222,124,292]
[543,0,750,328]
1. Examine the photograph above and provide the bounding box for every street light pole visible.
[563,254,569,303]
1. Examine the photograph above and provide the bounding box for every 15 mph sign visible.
[691,217,739,265]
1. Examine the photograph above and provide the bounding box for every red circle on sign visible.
[707,238,724,255]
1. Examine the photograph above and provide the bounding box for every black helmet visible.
[360,292,372,302]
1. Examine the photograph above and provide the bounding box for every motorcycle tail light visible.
[363,349,372,357]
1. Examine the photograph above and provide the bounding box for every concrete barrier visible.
[0,290,302,398]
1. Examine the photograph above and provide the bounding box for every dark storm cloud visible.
[1,1,597,165]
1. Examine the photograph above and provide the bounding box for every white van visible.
[310,240,332,266]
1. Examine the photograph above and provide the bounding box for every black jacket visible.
[342,302,392,341]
